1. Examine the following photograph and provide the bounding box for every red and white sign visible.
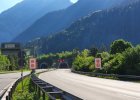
[95,58,102,69]
[29,58,37,70]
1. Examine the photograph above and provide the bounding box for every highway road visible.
[0,69,47,97]
[0,71,29,97]
[39,69,140,100]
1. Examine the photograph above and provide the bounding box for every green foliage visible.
[38,54,56,67]
[30,39,140,76]
[38,51,78,68]
[72,49,94,72]
[8,55,18,71]
[72,40,140,76]
[103,54,123,74]
[102,46,140,75]
[12,76,49,100]
[13,77,34,100]
[0,55,10,71]
[89,47,98,56]
[110,39,132,54]
[96,53,102,58]
[0,52,28,71]
[101,52,110,60]
[119,46,140,75]
[57,51,73,59]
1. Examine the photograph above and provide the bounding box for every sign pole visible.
[21,50,23,92]
[21,68,23,91]
[18,48,26,92]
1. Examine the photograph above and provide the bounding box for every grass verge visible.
[12,76,49,100]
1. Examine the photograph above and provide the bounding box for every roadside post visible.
[18,50,26,91]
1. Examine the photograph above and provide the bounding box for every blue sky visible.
[0,0,78,13]
[70,0,78,3]
[0,0,23,13]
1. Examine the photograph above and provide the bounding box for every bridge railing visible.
[31,74,82,100]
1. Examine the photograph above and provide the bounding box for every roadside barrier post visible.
[43,91,46,100]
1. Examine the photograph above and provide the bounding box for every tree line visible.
[0,54,19,71]
[37,39,140,75]
[0,53,28,71]
[73,39,140,75]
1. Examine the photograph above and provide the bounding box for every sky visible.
[0,0,78,13]
[0,0,23,13]
[70,0,78,3]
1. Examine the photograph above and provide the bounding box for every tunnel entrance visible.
[39,62,49,69]
[58,62,69,69]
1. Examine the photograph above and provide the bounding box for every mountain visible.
[14,0,128,43]
[0,0,72,42]
[25,0,140,53]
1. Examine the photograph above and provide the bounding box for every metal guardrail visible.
[1,69,54,100]
[72,70,140,80]
[1,74,30,100]
[0,89,7,99]
[0,69,55,100]
[31,75,82,100]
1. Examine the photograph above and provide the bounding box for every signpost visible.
[95,58,102,69]
[18,50,26,91]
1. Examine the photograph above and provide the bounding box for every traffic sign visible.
[29,58,37,70]
[95,58,102,69]
[58,59,65,63]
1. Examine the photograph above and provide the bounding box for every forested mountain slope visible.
[25,0,140,53]
[0,0,72,42]
[14,0,128,43]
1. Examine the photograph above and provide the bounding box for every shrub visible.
[103,54,123,74]
[119,46,140,75]
[110,39,132,54]
[0,55,10,71]
[72,49,94,72]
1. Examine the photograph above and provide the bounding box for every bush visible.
[89,47,98,56]
[103,46,140,75]
[103,54,123,74]
[0,55,10,71]
[72,40,140,76]
[72,49,94,72]
[119,46,140,75]
[110,39,132,54]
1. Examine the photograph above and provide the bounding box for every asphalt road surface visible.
[39,69,140,100]
[0,69,47,97]
[0,71,29,96]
